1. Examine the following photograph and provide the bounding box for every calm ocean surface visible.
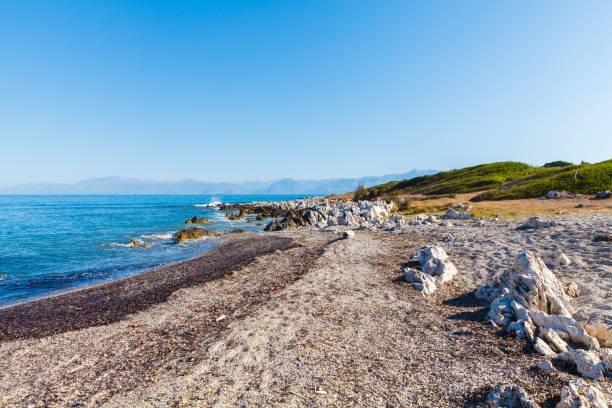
[0,194,307,307]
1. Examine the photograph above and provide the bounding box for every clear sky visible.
[1,1,611,185]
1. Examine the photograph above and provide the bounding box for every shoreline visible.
[0,233,297,342]
[0,240,220,312]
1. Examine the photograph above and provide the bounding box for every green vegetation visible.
[364,160,612,202]
[543,160,573,168]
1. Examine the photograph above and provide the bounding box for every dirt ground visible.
[330,192,612,218]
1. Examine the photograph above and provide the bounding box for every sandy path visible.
[104,231,568,407]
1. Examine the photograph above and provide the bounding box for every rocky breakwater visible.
[218,198,396,231]
[264,198,396,231]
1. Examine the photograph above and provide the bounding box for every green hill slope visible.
[364,160,612,201]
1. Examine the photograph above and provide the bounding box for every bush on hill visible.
[543,160,573,168]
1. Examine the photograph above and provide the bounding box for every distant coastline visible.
[0,169,437,195]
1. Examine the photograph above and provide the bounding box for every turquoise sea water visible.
[0,194,306,307]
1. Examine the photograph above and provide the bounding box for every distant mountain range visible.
[0,170,437,195]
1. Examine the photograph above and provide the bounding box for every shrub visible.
[543,161,573,168]
[353,184,368,202]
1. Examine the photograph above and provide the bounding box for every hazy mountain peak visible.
[0,170,437,195]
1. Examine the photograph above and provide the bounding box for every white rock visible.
[546,190,568,199]
[557,349,605,379]
[486,384,540,408]
[403,268,437,295]
[540,327,569,353]
[519,216,554,229]
[565,281,579,298]
[556,380,608,408]
[538,359,555,371]
[543,251,571,268]
[444,208,472,220]
[602,348,612,371]
[477,250,601,371]
[529,312,599,351]
[403,244,457,295]
[415,244,458,284]
[534,337,557,359]
[343,230,355,239]
[481,252,575,321]
[441,233,455,242]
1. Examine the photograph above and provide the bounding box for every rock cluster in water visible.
[185,216,213,224]
[173,227,221,244]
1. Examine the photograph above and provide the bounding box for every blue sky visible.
[1,1,611,185]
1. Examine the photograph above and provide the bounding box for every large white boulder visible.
[403,244,457,295]
[414,244,457,283]
[479,252,575,320]
[556,380,608,408]
[476,251,605,379]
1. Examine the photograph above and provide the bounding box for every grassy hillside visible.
[364,160,612,201]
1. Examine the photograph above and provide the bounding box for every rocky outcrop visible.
[476,251,610,380]
[517,217,555,230]
[258,199,395,231]
[595,190,611,199]
[485,384,540,408]
[403,244,457,295]
[185,216,212,224]
[173,227,220,244]
[556,380,608,408]
[225,210,246,221]
[443,205,472,220]
[129,239,152,248]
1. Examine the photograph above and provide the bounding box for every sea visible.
[0,194,308,307]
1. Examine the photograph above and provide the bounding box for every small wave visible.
[140,232,174,240]
[106,238,146,248]
[107,242,134,248]
[194,201,222,208]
